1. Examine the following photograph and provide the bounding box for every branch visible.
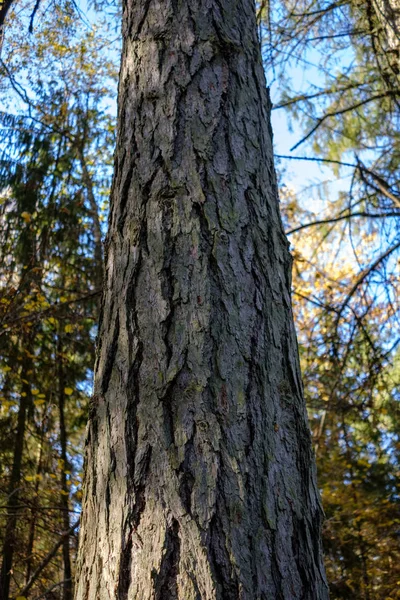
[13,520,80,599]
[290,90,400,151]
[276,153,400,208]
[272,80,370,110]
[356,156,400,209]
[286,211,399,235]
[33,579,71,600]
[275,153,357,169]
[293,290,339,313]
[0,504,80,512]
[290,0,348,18]
[338,239,400,316]
[0,289,101,334]
[28,0,42,33]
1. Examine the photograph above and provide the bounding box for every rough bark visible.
[75,1,328,598]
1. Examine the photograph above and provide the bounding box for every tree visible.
[279,191,400,599]
[74,1,328,598]
[258,2,400,596]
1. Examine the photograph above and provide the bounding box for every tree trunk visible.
[78,148,104,292]
[75,1,328,598]
[57,335,73,600]
[0,357,31,600]
[25,424,44,586]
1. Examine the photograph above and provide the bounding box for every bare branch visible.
[338,239,400,316]
[273,80,372,110]
[286,211,399,235]
[33,579,72,600]
[28,0,42,33]
[290,90,400,151]
[276,153,400,208]
[12,520,80,600]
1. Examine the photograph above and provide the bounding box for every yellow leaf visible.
[31,389,39,396]
[64,387,73,396]
[60,489,69,495]
[21,211,31,223]
[64,324,73,333]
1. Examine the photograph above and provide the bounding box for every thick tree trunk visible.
[75,1,328,598]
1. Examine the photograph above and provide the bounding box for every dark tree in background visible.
[74,0,328,598]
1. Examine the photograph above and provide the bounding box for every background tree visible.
[261,0,400,597]
[0,2,117,598]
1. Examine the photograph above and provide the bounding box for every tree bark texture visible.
[75,1,328,598]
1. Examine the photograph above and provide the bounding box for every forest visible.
[0,0,399,599]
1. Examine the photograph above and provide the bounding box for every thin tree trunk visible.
[57,335,73,600]
[75,1,328,598]
[77,149,104,291]
[0,359,31,600]
[25,428,44,586]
